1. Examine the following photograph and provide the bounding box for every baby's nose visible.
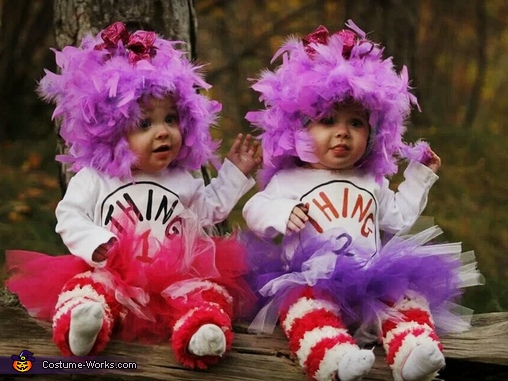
[154,124,170,137]
[334,123,350,136]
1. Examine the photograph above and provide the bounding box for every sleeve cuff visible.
[221,158,256,191]
[405,160,439,187]
[79,231,116,267]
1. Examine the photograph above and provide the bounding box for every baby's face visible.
[127,96,182,174]
[305,102,370,170]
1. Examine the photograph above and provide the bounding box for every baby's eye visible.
[165,114,179,125]
[139,119,151,129]
[350,118,366,128]
[319,116,335,125]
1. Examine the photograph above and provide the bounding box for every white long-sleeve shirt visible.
[56,159,255,266]
[243,161,438,260]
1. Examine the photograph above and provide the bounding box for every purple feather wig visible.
[246,20,430,187]
[38,22,221,179]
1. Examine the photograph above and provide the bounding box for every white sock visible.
[337,348,375,381]
[401,343,445,381]
[69,302,104,356]
[187,324,226,357]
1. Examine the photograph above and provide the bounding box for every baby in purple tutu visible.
[6,21,260,369]
[242,21,483,381]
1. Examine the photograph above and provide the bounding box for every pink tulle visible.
[105,231,256,342]
[5,231,256,344]
[5,251,91,321]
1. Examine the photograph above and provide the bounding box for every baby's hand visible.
[287,205,309,234]
[423,148,441,173]
[92,238,116,263]
[226,133,261,177]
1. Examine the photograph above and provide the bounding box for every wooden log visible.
[0,302,507,381]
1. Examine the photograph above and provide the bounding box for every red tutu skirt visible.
[5,229,256,343]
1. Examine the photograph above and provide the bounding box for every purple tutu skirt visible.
[244,225,483,344]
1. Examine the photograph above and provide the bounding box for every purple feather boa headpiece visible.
[38,22,221,179]
[246,20,429,187]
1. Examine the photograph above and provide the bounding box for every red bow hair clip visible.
[94,21,157,63]
[302,25,364,59]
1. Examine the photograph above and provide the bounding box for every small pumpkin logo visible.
[11,350,35,372]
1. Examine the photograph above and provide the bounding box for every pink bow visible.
[95,21,157,63]
[126,31,157,63]
[302,25,358,59]
[302,25,331,54]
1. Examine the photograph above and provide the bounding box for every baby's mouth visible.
[153,145,170,153]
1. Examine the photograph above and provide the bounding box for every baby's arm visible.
[379,149,441,233]
[226,133,262,177]
[55,170,116,266]
[287,205,309,233]
[91,238,116,262]
[243,175,302,238]
[422,148,441,173]
[184,134,260,226]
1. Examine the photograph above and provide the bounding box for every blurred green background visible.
[1,0,507,314]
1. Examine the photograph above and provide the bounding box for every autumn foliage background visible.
[0,0,507,314]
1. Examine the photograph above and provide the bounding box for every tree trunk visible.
[344,0,418,73]
[0,0,54,141]
[463,0,487,130]
[52,0,197,193]
[344,0,421,122]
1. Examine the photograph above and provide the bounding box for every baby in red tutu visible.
[6,21,259,369]
[242,21,483,381]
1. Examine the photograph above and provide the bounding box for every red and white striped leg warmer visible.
[381,291,444,381]
[170,280,234,369]
[280,288,363,381]
[52,271,121,356]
